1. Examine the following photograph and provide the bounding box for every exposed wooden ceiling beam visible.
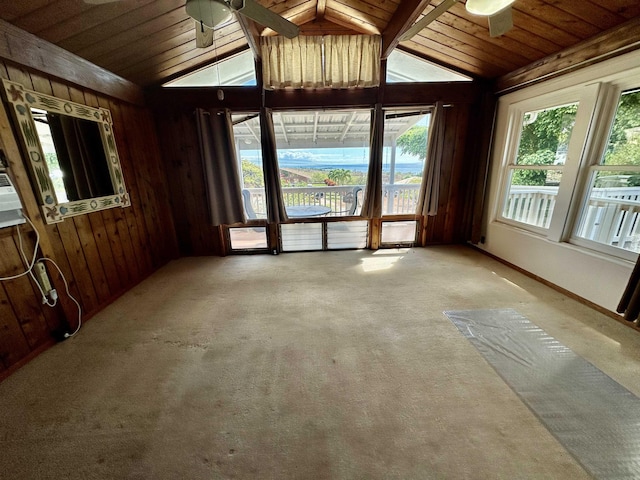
[381,0,432,59]
[324,10,380,36]
[236,14,261,61]
[317,0,327,21]
[0,19,144,105]
[496,16,640,93]
[399,0,457,42]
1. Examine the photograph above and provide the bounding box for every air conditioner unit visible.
[0,173,26,228]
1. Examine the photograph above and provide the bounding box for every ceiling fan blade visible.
[399,0,458,41]
[488,6,513,37]
[195,21,214,48]
[230,0,299,38]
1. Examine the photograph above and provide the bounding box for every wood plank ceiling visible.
[0,0,638,88]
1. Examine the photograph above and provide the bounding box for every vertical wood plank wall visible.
[0,61,179,378]
[156,108,224,256]
[423,104,473,245]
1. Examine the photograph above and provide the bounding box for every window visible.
[574,88,640,254]
[492,64,640,261]
[386,50,472,83]
[273,109,371,218]
[382,109,431,215]
[327,221,368,249]
[229,227,268,251]
[280,221,369,251]
[232,113,266,220]
[281,223,323,251]
[501,102,578,230]
[380,221,418,245]
[163,50,256,87]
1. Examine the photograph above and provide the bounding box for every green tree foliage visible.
[605,141,640,166]
[241,159,264,188]
[517,104,577,160]
[512,150,556,186]
[603,89,640,166]
[45,152,58,170]
[397,126,428,159]
[328,168,352,185]
[311,171,327,184]
[511,104,577,186]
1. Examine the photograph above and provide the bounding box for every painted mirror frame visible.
[1,79,129,223]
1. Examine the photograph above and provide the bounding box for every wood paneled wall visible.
[422,103,473,245]
[154,85,484,256]
[0,61,179,379]
[155,108,224,256]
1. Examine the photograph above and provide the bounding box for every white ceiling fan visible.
[84,0,299,48]
[400,0,515,41]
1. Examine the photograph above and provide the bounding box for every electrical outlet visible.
[35,261,52,293]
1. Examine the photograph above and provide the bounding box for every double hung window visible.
[495,74,640,260]
[573,88,640,256]
[501,102,578,230]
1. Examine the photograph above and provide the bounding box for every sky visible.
[240,146,425,169]
[238,115,430,168]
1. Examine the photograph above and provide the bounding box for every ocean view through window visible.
[233,109,432,219]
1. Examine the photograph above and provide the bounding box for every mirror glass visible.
[2,79,129,223]
[32,108,115,203]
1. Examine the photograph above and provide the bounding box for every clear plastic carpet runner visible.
[445,308,640,479]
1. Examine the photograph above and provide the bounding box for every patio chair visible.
[335,186,362,216]
[242,189,257,219]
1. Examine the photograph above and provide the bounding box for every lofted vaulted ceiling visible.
[0,0,639,88]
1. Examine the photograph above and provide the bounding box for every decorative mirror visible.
[2,79,129,223]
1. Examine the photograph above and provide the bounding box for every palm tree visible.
[328,168,352,185]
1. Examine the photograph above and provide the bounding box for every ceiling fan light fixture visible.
[186,0,233,29]
[465,0,515,16]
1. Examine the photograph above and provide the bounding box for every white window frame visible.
[568,80,640,261]
[494,84,600,242]
[481,50,640,312]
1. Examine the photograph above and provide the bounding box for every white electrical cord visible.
[0,213,83,338]
[39,257,82,338]
[15,216,56,307]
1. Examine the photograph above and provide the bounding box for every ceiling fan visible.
[400,0,515,41]
[84,0,299,48]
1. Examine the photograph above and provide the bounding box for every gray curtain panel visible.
[259,108,288,223]
[195,108,245,226]
[617,256,640,321]
[360,103,383,219]
[417,101,445,217]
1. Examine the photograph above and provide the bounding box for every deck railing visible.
[245,184,640,250]
[505,186,640,250]
[578,187,640,250]
[382,184,421,216]
[503,186,558,229]
[244,184,421,218]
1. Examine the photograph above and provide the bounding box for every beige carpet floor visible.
[2,245,640,479]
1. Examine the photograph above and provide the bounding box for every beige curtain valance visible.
[261,35,323,89]
[261,35,381,90]
[324,35,380,88]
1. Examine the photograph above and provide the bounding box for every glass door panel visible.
[382,110,430,216]
[273,109,371,218]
